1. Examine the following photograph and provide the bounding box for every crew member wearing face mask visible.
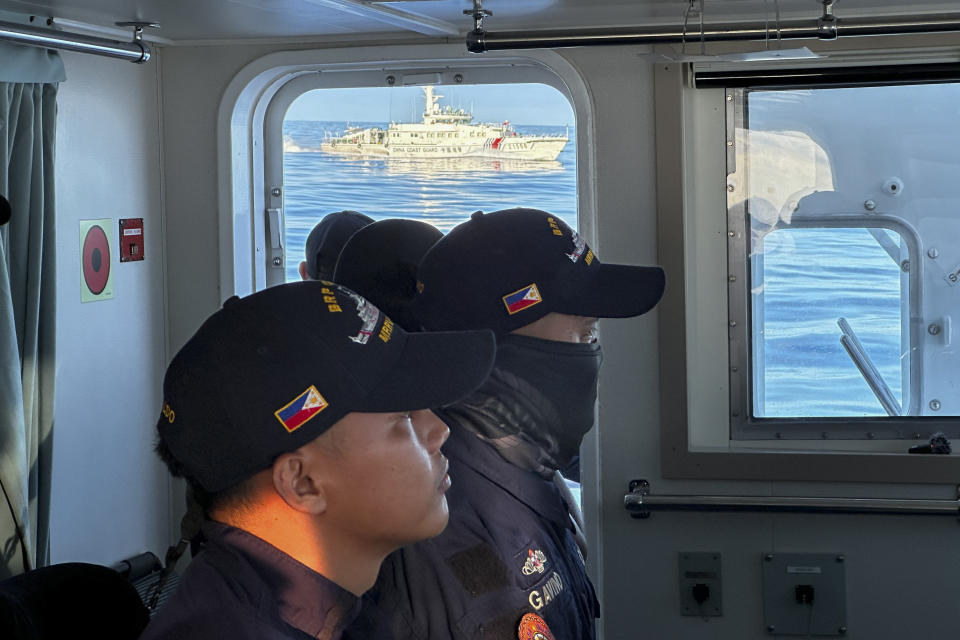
[345,208,665,640]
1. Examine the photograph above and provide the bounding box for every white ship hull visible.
[320,136,567,161]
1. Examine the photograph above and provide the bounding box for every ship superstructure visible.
[320,86,568,161]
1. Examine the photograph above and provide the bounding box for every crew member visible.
[141,281,495,640]
[333,218,442,331]
[347,208,665,640]
[299,210,373,281]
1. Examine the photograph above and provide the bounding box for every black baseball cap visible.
[157,281,495,493]
[304,210,374,280]
[333,218,442,331]
[415,208,665,335]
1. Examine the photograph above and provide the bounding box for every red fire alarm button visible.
[119,218,144,262]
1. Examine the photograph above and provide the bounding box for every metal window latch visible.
[625,479,652,519]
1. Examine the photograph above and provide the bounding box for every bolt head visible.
[930,399,942,411]
[272,257,282,266]
[385,75,396,86]
[928,248,940,259]
[929,324,942,336]
[454,73,464,83]
[270,187,281,197]
[864,200,877,211]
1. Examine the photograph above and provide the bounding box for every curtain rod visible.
[0,19,152,63]
[466,13,960,53]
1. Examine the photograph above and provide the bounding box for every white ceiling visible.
[0,0,956,43]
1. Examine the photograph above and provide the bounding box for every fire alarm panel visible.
[119,218,144,262]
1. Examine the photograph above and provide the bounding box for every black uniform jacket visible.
[141,520,360,640]
[346,417,600,640]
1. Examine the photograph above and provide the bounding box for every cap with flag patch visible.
[415,208,665,335]
[157,280,495,493]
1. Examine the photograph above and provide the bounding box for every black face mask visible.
[494,334,603,467]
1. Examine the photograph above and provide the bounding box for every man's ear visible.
[298,261,310,281]
[272,451,327,515]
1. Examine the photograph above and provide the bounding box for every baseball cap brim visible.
[561,264,666,319]
[357,329,496,412]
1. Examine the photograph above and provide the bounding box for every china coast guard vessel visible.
[320,86,568,161]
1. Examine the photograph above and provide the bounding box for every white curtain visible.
[0,80,58,578]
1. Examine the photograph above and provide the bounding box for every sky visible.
[285,83,575,126]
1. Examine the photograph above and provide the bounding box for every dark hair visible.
[154,437,257,516]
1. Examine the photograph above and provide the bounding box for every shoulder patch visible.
[517,613,555,640]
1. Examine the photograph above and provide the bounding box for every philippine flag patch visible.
[274,385,328,433]
[502,283,543,315]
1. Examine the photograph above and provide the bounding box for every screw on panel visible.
[727,184,736,192]
[729,320,737,327]
[454,73,464,83]
[821,431,829,439]
[839,626,847,634]
[836,555,845,562]
[863,200,877,211]
[727,141,734,147]
[386,75,396,86]
[272,257,282,266]
[929,324,942,336]
[729,274,737,282]
[270,187,281,197]
[930,400,942,411]
[765,554,774,561]
[901,260,910,272]
[731,366,739,372]
[727,94,733,102]
[728,230,736,237]
[767,625,776,633]
[867,432,876,439]
[928,248,940,259]
[775,432,782,439]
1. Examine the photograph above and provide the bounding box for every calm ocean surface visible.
[283,120,904,419]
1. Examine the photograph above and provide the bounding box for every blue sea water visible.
[282,120,577,283]
[282,120,905,419]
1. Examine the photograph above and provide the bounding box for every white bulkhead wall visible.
[150,38,960,640]
[50,51,169,564]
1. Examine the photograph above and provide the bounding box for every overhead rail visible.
[0,19,154,63]
[625,480,960,518]
[465,5,960,53]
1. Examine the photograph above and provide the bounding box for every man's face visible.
[309,409,451,553]
[511,312,599,344]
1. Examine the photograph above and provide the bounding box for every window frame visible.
[655,61,960,483]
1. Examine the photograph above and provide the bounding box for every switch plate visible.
[762,552,847,636]
[679,552,722,617]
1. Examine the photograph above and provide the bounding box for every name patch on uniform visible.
[503,283,543,315]
[275,385,328,433]
[527,572,564,611]
[522,549,548,576]
[517,613,556,640]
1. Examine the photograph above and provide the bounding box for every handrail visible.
[838,317,902,416]
[0,19,151,63]
[624,480,960,518]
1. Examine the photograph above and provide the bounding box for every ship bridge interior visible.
[3,0,960,638]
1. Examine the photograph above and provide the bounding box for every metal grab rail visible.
[0,19,152,63]
[624,480,960,518]
[467,13,960,53]
[838,317,902,417]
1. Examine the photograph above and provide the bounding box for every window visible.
[727,84,953,439]
[655,63,960,482]
[280,84,576,283]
